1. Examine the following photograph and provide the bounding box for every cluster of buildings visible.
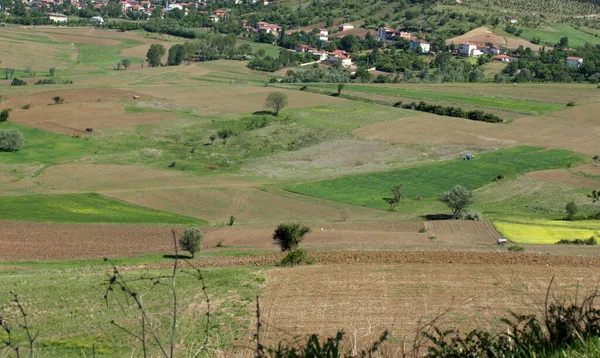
[376,27,430,53]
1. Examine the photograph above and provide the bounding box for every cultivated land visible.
[1,26,600,356]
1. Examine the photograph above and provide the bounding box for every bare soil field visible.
[260,263,600,350]
[131,85,345,115]
[354,104,600,155]
[5,220,600,261]
[446,26,541,51]
[526,166,600,189]
[0,88,178,134]
[105,186,398,224]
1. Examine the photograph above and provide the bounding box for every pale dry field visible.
[261,263,600,350]
[354,103,600,155]
[446,26,541,51]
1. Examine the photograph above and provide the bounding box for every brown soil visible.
[4,220,600,261]
[526,166,600,189]
[0,88,174,134]
[354,103,600,155]
[446,26,541,51]
[260,263,600,350]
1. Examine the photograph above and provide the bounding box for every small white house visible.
[338,23,354,32]
[318,27,328,42]
[91,15,104,24]
[459,42,479,56]
[566,56,583,67]
[410,38,430,53]
[508,17,518,23]
[493,54,512,62]
[47,13,67,22]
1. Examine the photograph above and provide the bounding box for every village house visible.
[566,56,583,67]
[328,49,352,68]
[459,42,483,57]
[46,12,67,22]
[493,54,512,62]
[376,27,410,44]
[295,44,316,53]
[248,0,268,4]
[91,15,104,24]
[338,23,354,32]
[318,28,328,42]
[508,17,518,23]
[257,21,281,36]
[409,37,430,53]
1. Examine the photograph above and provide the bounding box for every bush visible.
[179,228,203,258]
[508,245,524,252]
[22,104,31,110]
[35,78,73,85]
[565,201,579,220]
[556,236,597,245]
[0,128,24,152]
[0,108,11,122]
[52,96,64,104]
[11,78,27,86]
[566,101,576,107]
[273,223,311,251]
[279,248,310,266]
[456,209,482,221]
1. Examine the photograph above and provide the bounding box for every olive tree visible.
[0,108,11,122]
[265,91,288,116]
[273,223,310,252]
[179,228,203,258]
[438,185,474,218]
[0,128,24,152]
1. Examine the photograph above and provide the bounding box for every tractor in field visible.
[464,153,475,160]
[497,238,508,245]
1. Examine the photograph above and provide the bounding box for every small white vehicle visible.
[497,238,508,245]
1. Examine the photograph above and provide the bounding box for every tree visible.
[383,184,403,210]
[216,128,235,147]
[179,228,203,258]
[337,83,344,96]
[49,68,56,77]
[0,128,24,152]
[272,223,311,251]
[559,36,569,48]
[147,44,166,67]
[120,58,131,70]
[589,190,600,203]
[265,91,288,116]
[565,201,578,220]
[0,108,11,122]
[438,185,475,218]
[167,44,187,66]
[53,96,64,104]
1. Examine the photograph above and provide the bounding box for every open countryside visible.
[2,0,600,355]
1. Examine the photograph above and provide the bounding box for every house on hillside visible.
[459,42,482,56]
[318,27,328,42]
[493,54,512,62]
[566,56,583,67]
[91,15,104,24]
[328,49,352,67]
[410,38,430,53]
[257,21,281,36]
[508,17,518,23]
[338,23,354,32]
[295,44,315,53]
[377,27,410,44]
[46,12,67,22]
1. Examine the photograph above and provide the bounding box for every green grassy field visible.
[76,39,144,67]
[280,84,565,115]
[520,24,600,48]
[286,147,586,211]
[0,263,263,357]
[0,193,206,224]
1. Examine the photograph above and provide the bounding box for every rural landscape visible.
[2,0,600,356]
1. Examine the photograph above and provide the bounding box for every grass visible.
[238,39,282,58]
[286,146,586,211]
[0,264,264,357]
[0,193,206,225]
[280,83,565,115]
[76,39,144,68]
[520,24,600,48]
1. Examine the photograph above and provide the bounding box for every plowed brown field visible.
[354,103,600,155]
[526,166,600,189]
[260,263,600,351]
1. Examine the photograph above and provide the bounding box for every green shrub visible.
[10,77,27,86]
[556,236,597,245]
[279,248,310,266]
[508,245,524,252]
[273,223,311,251]
[22,104,31,110]
[456,209,482,221]
[179,228,203,258]
[0,108,11,122]
[566,101,576,107]
[52,96,64,104]
[0,128,24,152]
[565,201,578,220]
[419,227,427,233]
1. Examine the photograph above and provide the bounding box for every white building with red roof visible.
[566,56,583,67]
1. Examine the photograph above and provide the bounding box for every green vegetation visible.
[77,39,144,68]
[281,84,564,115]
[495,221,600,244]
[520,24,600,48]
[179,227,204,257]
[0,193,206,225]
[286,147,585,211]
[0,128,24,152]
[0,264,262,357]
